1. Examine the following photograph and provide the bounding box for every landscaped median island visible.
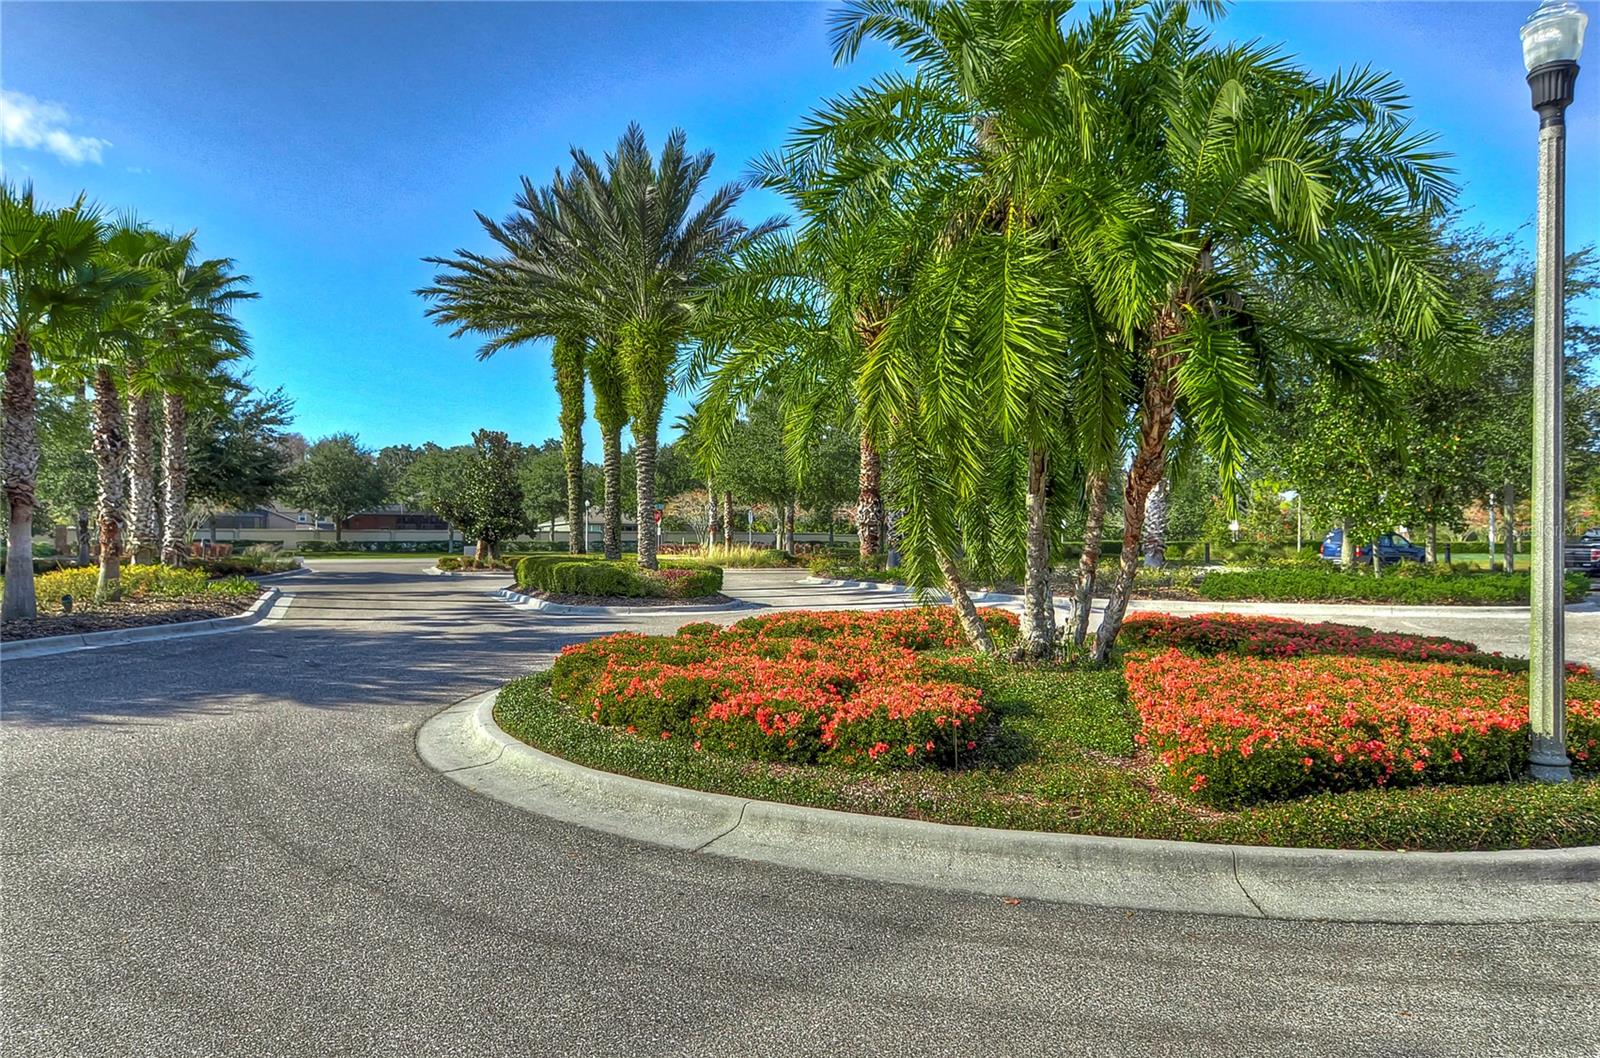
[507,553,727,606]
[0,565,267,641]
[493,609,1600,851]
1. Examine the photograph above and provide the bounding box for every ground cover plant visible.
[495,609,1600,850]
[515,553,723,600]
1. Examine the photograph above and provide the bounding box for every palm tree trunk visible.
[160,392,189,565]
[635,422,659,570]
[1068,470,1109,649]
[783,500,796,554]
[601,422,623,560]
[554,336,586,554]
[1142,475,1169,568]
[857,429,883,558]
[1018,446,1055,660]
[1093,350,1179,665]
[936,546,995,655]
[722,491,735,547]
[125,389,159,564]
[91,366,127,601]
[2,332,41,622]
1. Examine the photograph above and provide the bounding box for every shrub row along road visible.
[3,561,1596,1058]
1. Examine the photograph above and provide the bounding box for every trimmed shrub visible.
[1120,613,1485,663]
[515,554,724,599]
[1196,566,1589,606]
[436,556,462,571]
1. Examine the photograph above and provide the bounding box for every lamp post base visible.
[1528,752,1573,784]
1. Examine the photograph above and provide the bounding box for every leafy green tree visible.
[186,384,294,528]
[458,429,526,559]
[519,440,567,539]
[283,433,387,543]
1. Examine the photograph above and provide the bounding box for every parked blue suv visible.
[1319,529,1428,565]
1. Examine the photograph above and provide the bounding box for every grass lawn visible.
[496,658,1600,852]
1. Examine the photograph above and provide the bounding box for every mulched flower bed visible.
[1,592,261,641]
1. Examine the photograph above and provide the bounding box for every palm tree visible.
[547,124,773,569]
[151,256,254,565]
[776,0,1094,656]
[1,185,136,619]
[1061,6,1462,662]
[420,168,593,554]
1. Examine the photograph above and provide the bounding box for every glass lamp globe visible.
[1522,0,1588,71]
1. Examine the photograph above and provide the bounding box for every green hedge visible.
[1197,566,1589,606]
[514,554,723,599]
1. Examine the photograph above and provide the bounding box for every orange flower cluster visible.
[1124,647,1600,806]
[549,608,1012,768]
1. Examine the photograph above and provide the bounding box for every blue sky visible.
[3,1,1597,453]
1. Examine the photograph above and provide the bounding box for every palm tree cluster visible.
[1,183,256,621]
[422,1,1468,663]
[694,0,1464,661]
[420,124,773,569]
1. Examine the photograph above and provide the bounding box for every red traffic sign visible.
[652,509,663,524]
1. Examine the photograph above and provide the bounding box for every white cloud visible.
[0,89,110,165]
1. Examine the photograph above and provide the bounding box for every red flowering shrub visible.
[1120,613,1483,663]
[1124,648,1600,807]
[547,607,1013,769]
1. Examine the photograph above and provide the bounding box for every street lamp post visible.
[1522,0,1586,782]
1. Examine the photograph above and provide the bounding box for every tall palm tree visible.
[2,185,136,619]
[545,124,774,569]
[420,168,592,554]
[150,256,254,565]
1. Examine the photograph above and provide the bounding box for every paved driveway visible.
[3,561,1595,1057]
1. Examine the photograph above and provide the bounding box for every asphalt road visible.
[4,561,1596,1058]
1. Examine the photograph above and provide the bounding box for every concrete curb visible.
[493,586,765,617]
[799,575,1589,619]
[417,690,1600,924]
[1,587,292,660]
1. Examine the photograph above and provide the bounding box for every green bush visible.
[436,556,462,571]
[1196,566,1589,606]
[515,554,724,599]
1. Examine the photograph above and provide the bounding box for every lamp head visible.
[1522,0,1588,71]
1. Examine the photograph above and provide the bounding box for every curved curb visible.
[0,586,292,660]
[800,575,1592,620]
[492,586,766,617]
[417,691,1600,924]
